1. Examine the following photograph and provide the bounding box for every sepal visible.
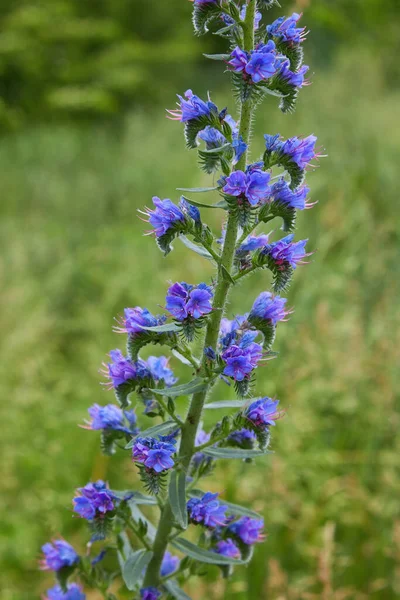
[252,249,294,292]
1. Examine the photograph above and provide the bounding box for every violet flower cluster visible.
[40,2,323,598]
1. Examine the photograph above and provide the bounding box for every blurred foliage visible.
[0,0,399,130]
[0,45,399,598]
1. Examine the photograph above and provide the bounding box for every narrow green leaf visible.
[180,195,227,210]
[164,580,193,600]
[169,471,188,529]
[111,489,157,506]
[221,265,235,284]
[171,537,246,566]
[199,142,231,156]
[177,186,218,193]
[171,348,193,366]
[203,53,230,61]
[125,420,178,447]
[150,378,207,398]
[264,87,286,98]
[122,549,153,590]
[204,400,249,409]
[117,532,133,571]
[202,447,272,459]
[179,236,213,260]
[138,323,181,333]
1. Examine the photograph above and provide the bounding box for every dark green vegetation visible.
[0,2,399,599]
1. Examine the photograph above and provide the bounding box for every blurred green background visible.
[1,1,399,598]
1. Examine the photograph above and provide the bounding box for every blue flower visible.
[84,404,127,432]
[146,356,177,387]
[266,13,307,45]
[167,89,214,122]
[270,178,310,210]
[198,126,226,148]
[161,551,180,577]
[264,133,283,153]
[262,234,309,269]
[229,517,265,545]
[221,342,262,382]
[194,0,219,5]
[204,346,216,360]
[228,428,257,447]
[229,41,284,84]
[214,538,241,558]
[279,135,319,169]
[179,197,201,223]
[73,481,115,521]
[143,197,186,238]
[101,349,139,389]
[140,588,162,600]
[132,436,176,473]
[237,235,270,255]
[249,292,290,325]
[222,169,271,206]
[232,134,247,165]
[166,282,213,321]
[187,492,228,528]
[277,61,309,89]
[219,315,258,350]
[114,306,166,336]
[40,540,79,571]
[45,584,85,600]
[245,397,281,430]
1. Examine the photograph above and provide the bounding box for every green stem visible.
[143,1,257,587]
[154,394,184,427]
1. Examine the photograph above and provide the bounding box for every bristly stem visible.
[142,0,257,587]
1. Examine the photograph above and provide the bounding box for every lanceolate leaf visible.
[164,580,193,600]
[138,323,181,333]
[169,471,188,529]
[177,186,218,193]
[172,537,247,566]
[202,447,272,460]
[150,378,207,398]
[122,550,153,590]
[180,195,227,210]
[179,236,213,260]
[111,489,157,506]
[203,53,230,61]
[204,399,249,409]
[125,420,178,448]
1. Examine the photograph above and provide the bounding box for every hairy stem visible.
[143,1,257,587]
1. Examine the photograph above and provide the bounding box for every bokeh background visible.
[1,1,399,598]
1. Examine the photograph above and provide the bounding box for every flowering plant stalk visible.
[40,2,323,599]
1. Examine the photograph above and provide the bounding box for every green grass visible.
[0,49,399,599]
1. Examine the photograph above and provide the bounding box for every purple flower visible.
[249,292,290,325]
[140,588,161,600]
[228,47,248,72]
[277,61,309,89]
[245,397,281,429]
[193,0,218,5]
[161,551,180,577]
[264,133,283,153]
[45,584,85,600]
[187,492,228,528]
[270,178,311,210]
[179,197,201,223]
[83,404,127,432]
[40,540,79,571]
[214,538,241,558]
[266,13,307,45]
[142,197,186,238]
[245,42,281,84]
[246,170,271,205]
[132,436,176,473]
[198,126,226,148]
[221,342,262,382]
[167,89,214,122]
[280,135,319,169]
[222,169,271,206]
[229,517,265,545]
[73,481,115,521]
[102,349,138,389]
[114,306,165,336]
[237,235,270,255]
[146,356,177,387]
[219,315,258,350]
[228,428,257,447]
[166,282,213,321]
[263,234,309,269]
